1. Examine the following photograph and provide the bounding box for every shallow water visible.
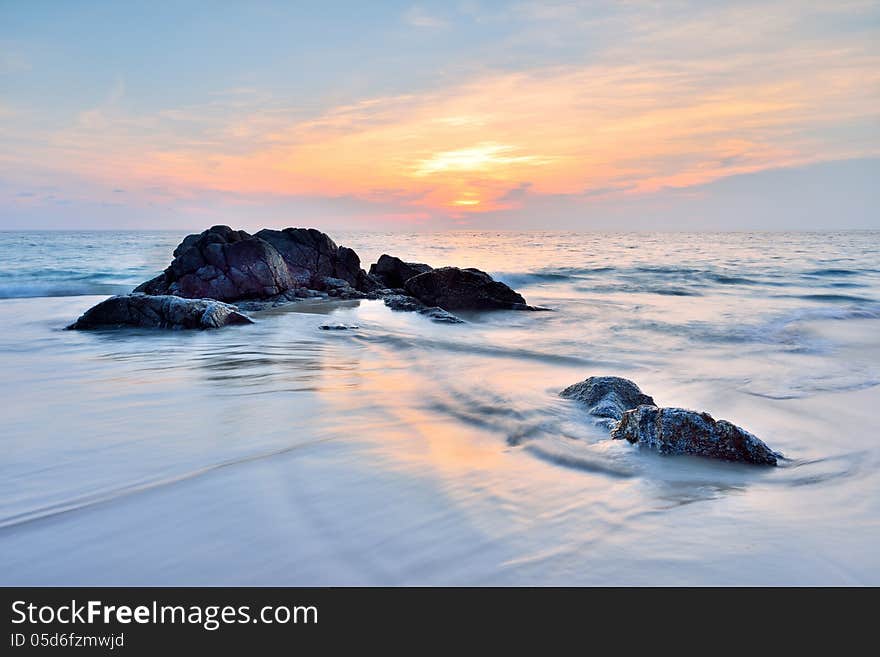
[1,230,879,584]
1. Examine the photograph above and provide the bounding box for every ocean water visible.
[1,229,879,585]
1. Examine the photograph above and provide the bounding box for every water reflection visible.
[2,231,879,584]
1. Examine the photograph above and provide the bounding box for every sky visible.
[1,0,878,231]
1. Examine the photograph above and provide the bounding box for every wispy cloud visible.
[403,6,448,29]
[1,0,878,227]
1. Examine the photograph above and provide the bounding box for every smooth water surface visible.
[1,230,879,584]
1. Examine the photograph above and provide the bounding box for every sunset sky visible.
[1,1,878,230]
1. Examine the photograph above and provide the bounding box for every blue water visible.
[0,231,185,298]
[1,229,879,584]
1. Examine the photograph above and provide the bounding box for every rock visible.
[381,293,425,313]
[404,266,531,311]
[369,254,432,288]
[130,227,543,322]
[322,276,353,290]
[382,294,464,323]
[322,276,379,300]
[560,376,655,428]
[232,289,318,312]
[67,294,253,330]
[132,272,166,295]
[319,324,359,330]
[254,228,379,292]
[134,225,378,302]
[611,405,780,466]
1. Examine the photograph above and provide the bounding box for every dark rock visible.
[611,405,780,466]
[67,294,253,330]
[322,276,353,290]
[560,376,656,428]
[132,273,166,295]
[232,289,317,312]
[369,254,432,288]
[404,266,530,311]
[254,228,378,291]
[382,294,464,323]
[135,225,378,302]
[319,324,359,330]
[321,276,380,300]
[131,226,542,322]
[332,288,377,300]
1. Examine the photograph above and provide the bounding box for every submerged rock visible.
[232,288,320,312]
[369,254,433,289]
[323,276,379,300]
[134,225,378,302]
[404,266,531,311]
[382,294,464,323]
[319,324,359,330]
[611,405,780,466]
[560,376,656,428]
[561,375,781,465]
[67,294,253,330]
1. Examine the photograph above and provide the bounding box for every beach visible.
[1,230,879,585]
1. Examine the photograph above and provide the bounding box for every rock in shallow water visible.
[611,405,780,466]
[560,376,656,428]
[561,375,781,465]
[404,266,533,311]
[369,254,432,288]
[134,229,537,320]
[381,294,465,323]
[134,225,378,302]
[67,294,253,330]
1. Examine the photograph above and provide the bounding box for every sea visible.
[1,229,879,584]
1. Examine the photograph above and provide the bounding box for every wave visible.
[776,305,880,321]
[0,282,133,299]
[357,332,613,367]
[651,287,700,296]
[633,265,700,274]
[494,266,616,288]
[0,435,340,532]
[495,263,879,299]
[827,281,866,288]
[704,274,760,285]
[745,378,880,400]
[621,303,880,353]
[577,283,703,296]
[783,293,876,304]
[494,271,576,288]
[496,264,812,294]
[524,442,635,478]
[802,268,865,277]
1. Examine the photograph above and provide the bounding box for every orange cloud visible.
[4,43,879,219]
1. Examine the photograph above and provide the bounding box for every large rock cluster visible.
[68,226,540,331]
[134,225,376,301]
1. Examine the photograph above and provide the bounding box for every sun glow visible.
[414,142,552,177]
[5,7,878,226]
